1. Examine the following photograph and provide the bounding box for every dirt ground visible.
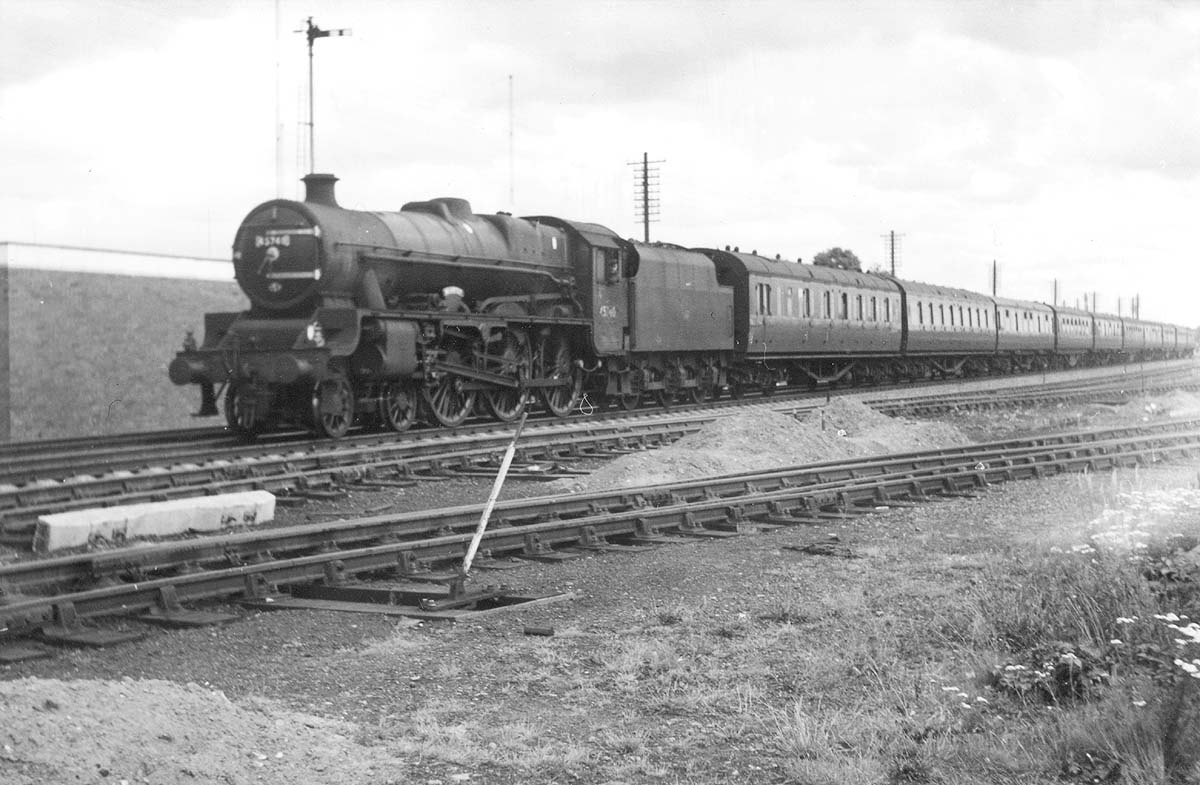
[4,392,1200,784]
[550,397,972,494]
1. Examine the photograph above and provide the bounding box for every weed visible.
[972,547,1159,653]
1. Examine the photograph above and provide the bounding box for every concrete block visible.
[34,490,276,553]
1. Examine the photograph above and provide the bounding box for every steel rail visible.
[3,420,1199,640]
[875,381,1200,416]
[0,416,705,541]
[1,362,1195,543]
[4,415,1198,594]
[2,369,1197,545]
[1,359,1192,483]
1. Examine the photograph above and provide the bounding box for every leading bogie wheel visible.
[312,375,355,438]
[224,383,261,438]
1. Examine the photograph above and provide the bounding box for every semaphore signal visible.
[297,17,351,174]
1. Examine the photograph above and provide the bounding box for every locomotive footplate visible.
[241,580,571,621]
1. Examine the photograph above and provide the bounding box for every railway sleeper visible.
[138,585,237,629]
[520,532,583,562]
[36,601,145,648]
[256,580,570,620]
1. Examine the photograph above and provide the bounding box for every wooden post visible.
[462,412,528,575]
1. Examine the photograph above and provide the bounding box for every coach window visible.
[884,298,891,322]
[870,296,878,321]
[803,288,811,318]
[916,301,924,325]
[938,304,945,325]
[855,295,863,320]
[949,306,955,327]
[756,283,773,316]
[822,290,831,319]
[839,292,849,320]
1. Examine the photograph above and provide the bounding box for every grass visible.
[7,267,245,440]
[316,465,1200,784]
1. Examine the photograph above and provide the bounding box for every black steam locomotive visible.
[170,174,1196,437]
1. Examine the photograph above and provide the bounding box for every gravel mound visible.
[0,677,404,784]
[555,399,971,493]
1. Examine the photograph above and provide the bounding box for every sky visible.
[1,0,1198,325]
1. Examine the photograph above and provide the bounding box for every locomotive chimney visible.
[302,173,339,207]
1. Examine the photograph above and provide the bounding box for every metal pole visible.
[307,20,315,173]
[275,0,282,196]
[462,412,528,575]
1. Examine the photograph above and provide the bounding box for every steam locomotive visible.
[170,174,1197,438]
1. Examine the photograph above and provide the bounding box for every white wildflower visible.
[1174,659,1200,675]
[1173,625,1200,644]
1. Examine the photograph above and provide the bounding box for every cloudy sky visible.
[2,0,1198,325]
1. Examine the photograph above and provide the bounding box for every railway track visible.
[2,359,1192,483]
[3,417,1198,652]
[1,361,1197,546]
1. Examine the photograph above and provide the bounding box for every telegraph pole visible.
[0,249,8,441]
[991,260,998,296]
[299,17,351,174]
[881,231,903,275]
[508,75,515,207]
[628,153,663,242]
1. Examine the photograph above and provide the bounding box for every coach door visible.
[592,243,628,353]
